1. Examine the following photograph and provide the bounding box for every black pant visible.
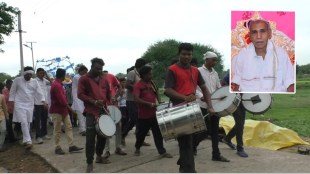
[135,117,166,154]
[177,134,195,173]
[122,101,138,138]
[34,105,48,138]
[193,108,221,158]
[225,102,245,151]
[85,114,106,164]
[5,113,16,141]
[119,106,128,133]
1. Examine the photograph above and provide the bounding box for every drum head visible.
[211,86,237,113]
[107,105,122,123]
[242,94,272,114]
[98,115,116,137]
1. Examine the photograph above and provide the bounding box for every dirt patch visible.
[0,142,59,173]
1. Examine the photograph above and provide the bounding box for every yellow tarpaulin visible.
[219,116,310,150]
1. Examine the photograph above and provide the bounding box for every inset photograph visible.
[230,11,295,93]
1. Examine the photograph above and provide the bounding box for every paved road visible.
[29,126,310,173]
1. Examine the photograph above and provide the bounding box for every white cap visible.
[203,51,218,60]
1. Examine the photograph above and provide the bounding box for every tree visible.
[0,72,13,82]
[116,73,126,79]
[0,2,19,52]
[141,39,224,86]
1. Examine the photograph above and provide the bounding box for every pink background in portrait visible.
[231,11,295,41]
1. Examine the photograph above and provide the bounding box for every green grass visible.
[159,80,310,137]
[247,82,310,137]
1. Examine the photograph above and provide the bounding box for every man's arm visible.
[78,77,96,105]
[231,55,242,91]
[133,83,155,108]
[9,78,17,102]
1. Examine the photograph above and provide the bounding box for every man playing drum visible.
[78,58,111,173]
[193,51,230,162]
[222,73,248,157]
[164,43,215,173]
[133,65,172,158]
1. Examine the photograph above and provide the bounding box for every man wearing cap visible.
[232,19,294,92]
[9,66,45,149]
[193,51,230,162]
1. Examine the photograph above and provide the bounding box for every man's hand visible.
[207,107,216,116]
[184,94,196,102]
[231,83,240,92]
[287,84,295,92]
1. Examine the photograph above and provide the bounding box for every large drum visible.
[156,102,206,141]
[107,105,122,123]
[211,86,241,117]
[242,94,272,114]
[95,115,116,137]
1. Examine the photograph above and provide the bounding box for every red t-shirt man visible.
[133,81,157,119]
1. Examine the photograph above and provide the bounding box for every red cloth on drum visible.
[78,73,111,117]
[168,64,199,96]
[134,81,156,119]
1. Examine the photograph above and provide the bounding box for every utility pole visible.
[17,11,26,74]
[24,41,37,70]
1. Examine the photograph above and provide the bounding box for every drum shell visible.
[156,102,207,141]
[215,94,241,117]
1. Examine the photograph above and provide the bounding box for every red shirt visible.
[169,64,199,95]
[134,80,156,119]
[50,79,69,116]
[2,88,13,114]
[78,73,111,117]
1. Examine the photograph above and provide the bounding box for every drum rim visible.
[242,94,272,115]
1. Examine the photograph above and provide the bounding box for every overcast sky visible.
[1,0,309,76]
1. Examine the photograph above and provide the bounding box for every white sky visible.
[1,0,309,76]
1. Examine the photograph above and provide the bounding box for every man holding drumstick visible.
[78,58,111,173]
[164,43,215,173]
[193,51,230,162]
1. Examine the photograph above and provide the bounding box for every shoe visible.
[222,138,236,150]
[121,138,126,146]
[134,149,140,156]
[212,155,230,162]
[36,137,43,144]
[43,135,51,140]
[115,148,127,155]
[95,155,111,164]
[103,151,110,159]
[160,152,173,158]
[86,163,93,173]
[25,143,33,150]
[55,147,65,155]
[69,145,83,153]
[80,131,86,136]
[237,149,248,157]
[142,142,151,146]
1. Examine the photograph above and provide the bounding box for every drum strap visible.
[189,66,196,95]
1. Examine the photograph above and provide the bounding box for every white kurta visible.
[9,76,45,123]
[71,74,85,113]
[196,65,221,109]
[35,77,49,105]
[232,40,294,92]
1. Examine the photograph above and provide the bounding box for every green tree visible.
[0,2,19,52]
[141,39,224,86]
[116,73,126,79]
[0,72,13,82]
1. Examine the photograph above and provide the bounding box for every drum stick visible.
[211,96,227,100]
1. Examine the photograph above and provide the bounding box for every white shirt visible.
[232,40,294,92]
[117,88,127,107]
[9,76,44,122]
[34,77,49,105]
[196,65,221,109]
[71,74,85,113]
